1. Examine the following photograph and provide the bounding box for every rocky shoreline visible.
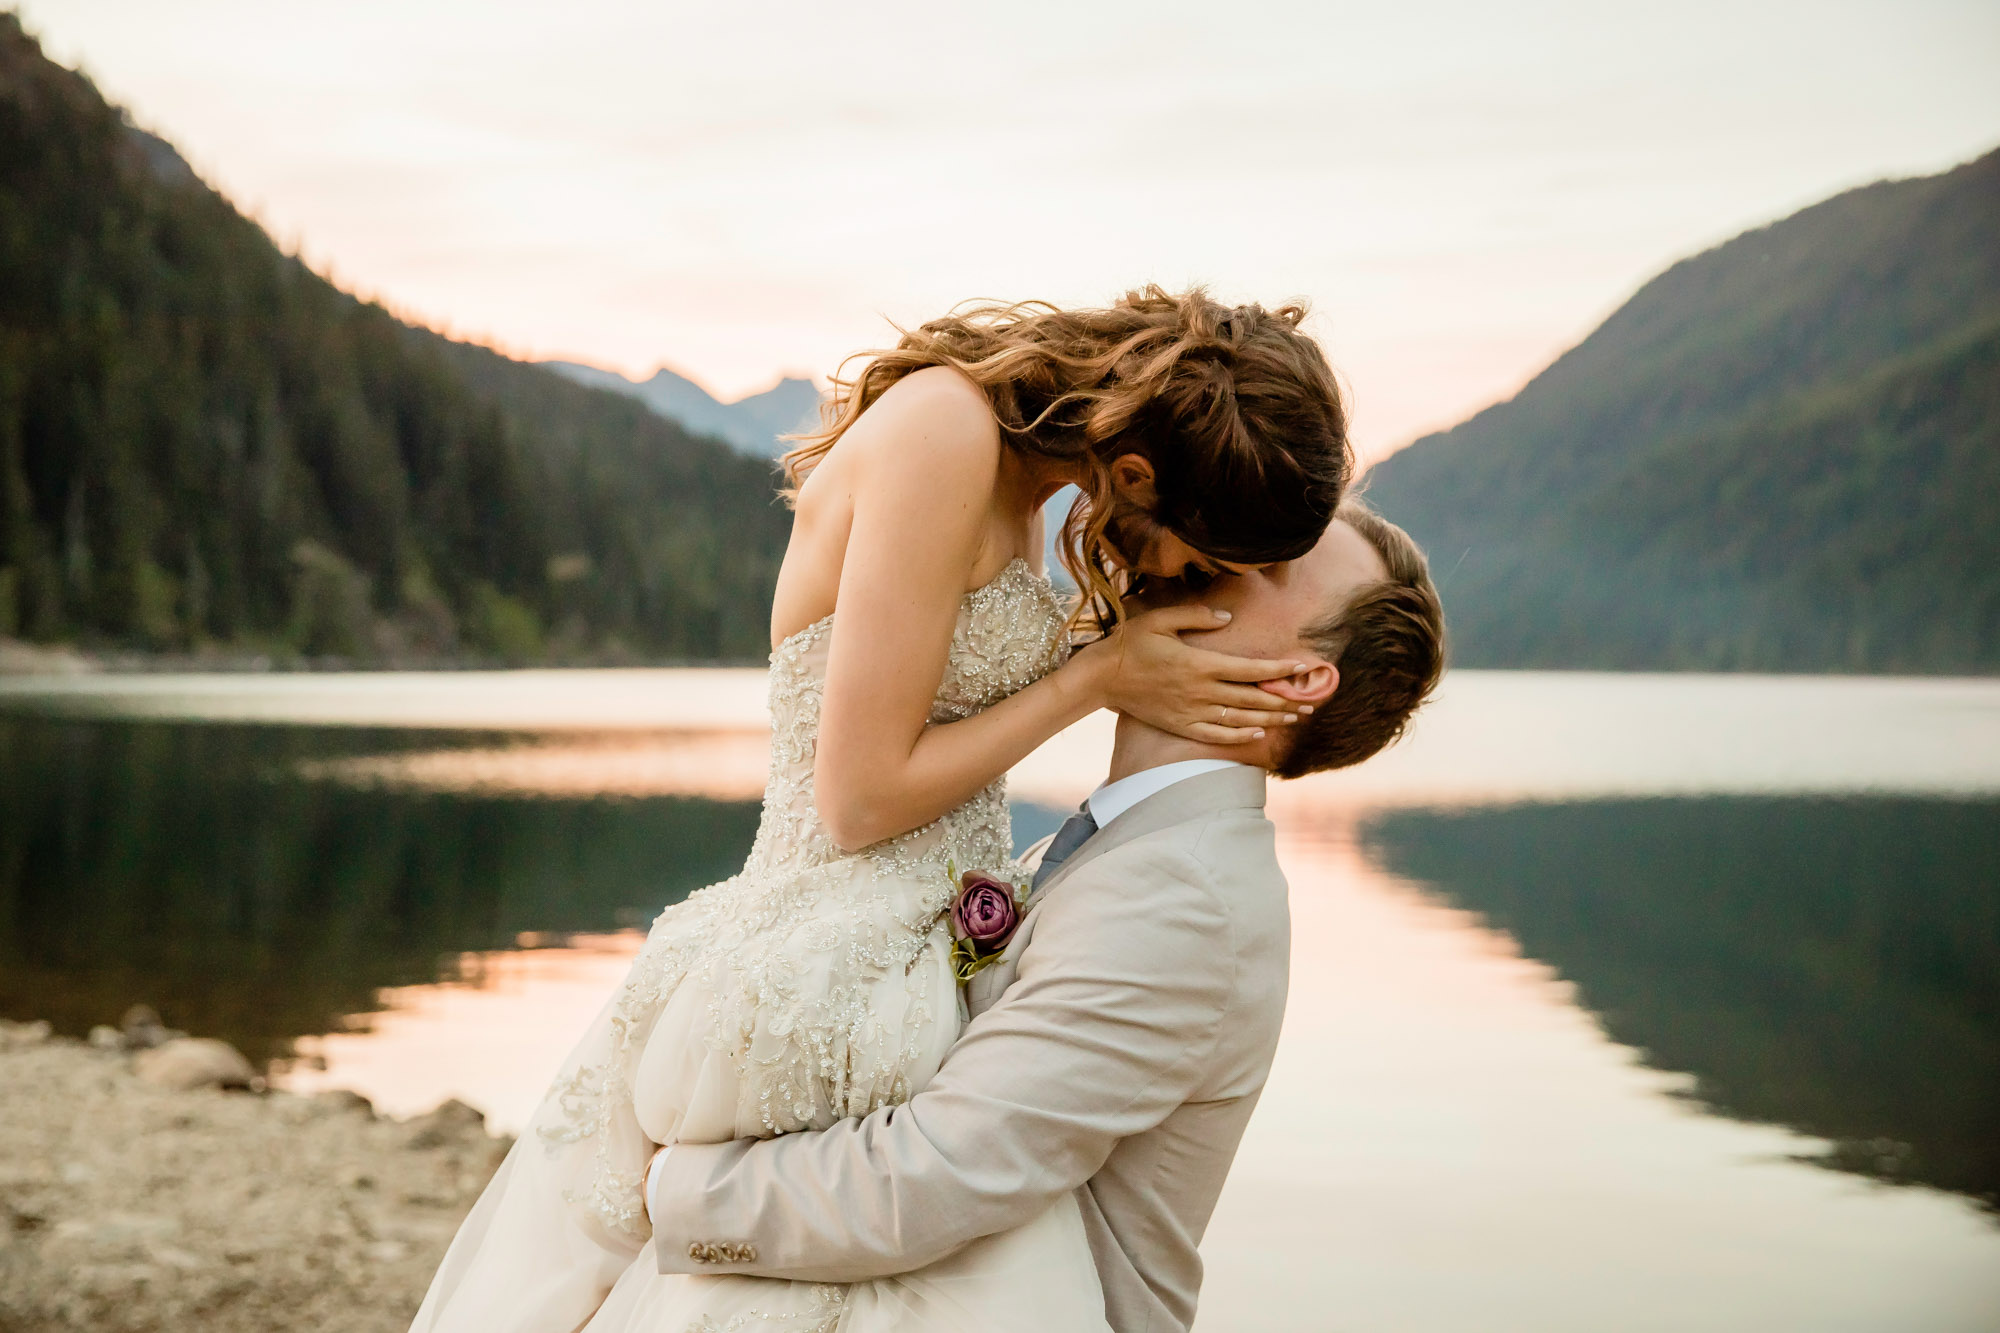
[0,1017,504,1332]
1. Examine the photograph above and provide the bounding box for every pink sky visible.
[17,0,1999,462]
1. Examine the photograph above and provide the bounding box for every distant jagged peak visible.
[637,364,819,407]
[0,12,794,664]
[545,360,822,460]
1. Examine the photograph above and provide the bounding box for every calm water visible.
[3,670,1998,1331]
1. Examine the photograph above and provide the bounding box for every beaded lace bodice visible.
[749,556,1071,882]
[537,556,1070,1248]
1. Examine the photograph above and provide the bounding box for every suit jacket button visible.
[688,1242,711,1263]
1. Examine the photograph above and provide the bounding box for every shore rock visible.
[0,1020,51,1048]
[119,1004,185,1050]
[0,637,96,675]
[0,1030,507,1332]
[133,1037,257,1091]
[402,1098,486,1150]
[315,1089,376,1116]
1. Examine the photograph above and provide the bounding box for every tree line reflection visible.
[9,716,1996,1218]
[0,717,760,1064]
[1362,796,2000,1213]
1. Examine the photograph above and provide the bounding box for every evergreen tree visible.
[1365,148,2000,672]
[0,15,790,664]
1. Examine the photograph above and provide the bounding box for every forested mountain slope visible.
[1364,148,2000,672]
[0,16,790,664]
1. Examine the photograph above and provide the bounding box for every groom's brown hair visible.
[1272,501,1445,778]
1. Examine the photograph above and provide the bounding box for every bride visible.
[410,287,1351,1332]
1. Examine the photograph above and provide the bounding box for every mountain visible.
[546,361,821,460]
[552,358,1097,586]
[0,15,791,665]
[1363,148,2000,673]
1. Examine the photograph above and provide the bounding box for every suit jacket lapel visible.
[967,767,1267,1018]
[1032,765,1266,902]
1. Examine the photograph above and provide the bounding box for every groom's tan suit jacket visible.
[650,766,1290,1333]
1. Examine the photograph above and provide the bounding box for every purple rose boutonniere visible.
[948,866,1028,983]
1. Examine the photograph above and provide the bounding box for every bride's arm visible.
[810,374,1076,850]
[813,374,1302,852]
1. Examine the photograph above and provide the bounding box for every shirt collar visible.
[1084,759,1253,830]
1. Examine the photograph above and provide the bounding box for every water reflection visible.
[6,681,2000,1328]
[1361,796,2000,1212]
[1203,823,2000,1333]
[276,935,650,1124]
[0,715,1071,1075]
[0,717,760,1065]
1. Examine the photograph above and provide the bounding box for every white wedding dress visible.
[411,558,1112,1333]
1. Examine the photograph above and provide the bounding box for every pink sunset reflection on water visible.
[267,799,2000,1330]
[276,934,642,1126]
[240,670,2000,1330]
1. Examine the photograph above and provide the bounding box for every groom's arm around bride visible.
[653,762,1285,1332]
[646,503,1445,1333]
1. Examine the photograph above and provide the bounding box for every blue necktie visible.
[1032,805,1099,891]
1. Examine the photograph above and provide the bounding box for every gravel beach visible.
[0,1018,504,1332]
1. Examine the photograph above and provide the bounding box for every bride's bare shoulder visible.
[877,364,994,417]
[843,366,1002,477]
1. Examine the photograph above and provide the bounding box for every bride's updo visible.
[781,285,1352,624]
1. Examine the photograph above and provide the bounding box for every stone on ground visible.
[132,1038,258,1092]
[0,1032,506,1332]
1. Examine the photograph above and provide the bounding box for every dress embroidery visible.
[686,1285,846,1333]
[538,559,1070,1245]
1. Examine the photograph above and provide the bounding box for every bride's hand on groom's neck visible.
[1082,604,1307,747]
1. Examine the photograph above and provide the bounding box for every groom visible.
[644,500,1445,1331]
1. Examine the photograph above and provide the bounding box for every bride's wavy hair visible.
[781,286,1352,629]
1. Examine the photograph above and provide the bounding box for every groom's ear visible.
[1260,660,1338,708]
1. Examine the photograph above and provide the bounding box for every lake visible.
[2,669,1998,1331]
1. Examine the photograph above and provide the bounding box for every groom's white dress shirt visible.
[645,762,1290,1333]
[1079,758,1247,827]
